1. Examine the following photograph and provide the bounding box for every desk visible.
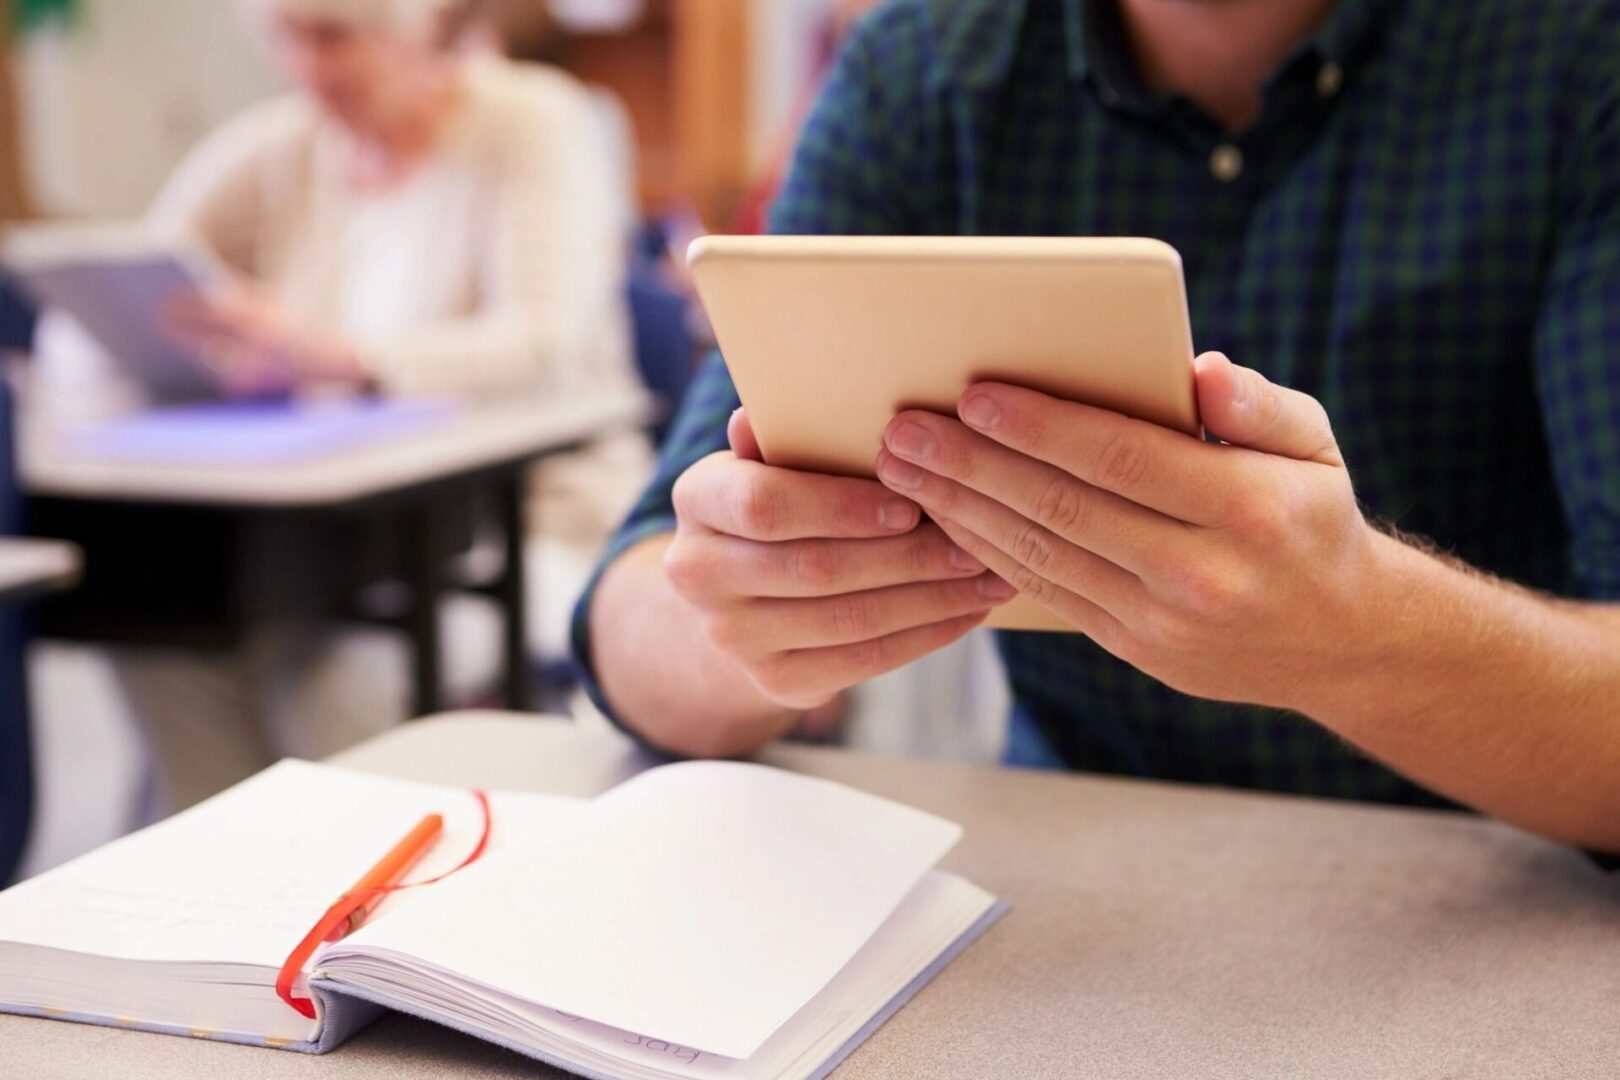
[3,712,1616,1078]
[21,393,650,715]
[0,537,79,604]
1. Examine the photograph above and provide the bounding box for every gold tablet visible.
[688,235,1199,633]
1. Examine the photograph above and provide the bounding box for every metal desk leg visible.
[498,469,532,712]
[405,504,444,718]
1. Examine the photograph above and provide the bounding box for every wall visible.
[748,0,830,173]
[17,0,279,218]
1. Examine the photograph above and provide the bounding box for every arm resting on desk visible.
[1301,541,1620,855]
[588,535,803,758]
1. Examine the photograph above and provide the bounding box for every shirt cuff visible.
[569,513,687,758]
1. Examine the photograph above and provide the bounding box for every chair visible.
[0,272,38,352]
[0,375,34,885]
[625,222,695,446]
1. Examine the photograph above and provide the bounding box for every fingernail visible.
[948,545,985,573]
[978,575,1017,602]
[887,421,936,461]
[879,498,919,531]
[878,453,927,492]
[960,394,1000,431]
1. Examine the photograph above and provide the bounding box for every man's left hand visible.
[875,352,1393,713]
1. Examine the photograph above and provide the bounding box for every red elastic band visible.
[275,788,492,1018]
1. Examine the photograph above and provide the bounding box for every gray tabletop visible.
[4,712,1617,1079]
[20,391,652,507]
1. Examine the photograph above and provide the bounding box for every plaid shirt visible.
[574,0,1620,809]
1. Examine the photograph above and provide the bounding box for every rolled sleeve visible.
[569,351,741,740]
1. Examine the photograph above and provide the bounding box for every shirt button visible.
[1316,60,1345,98]
[1209,144,1244,182]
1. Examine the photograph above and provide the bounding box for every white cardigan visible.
[147,57,641,402]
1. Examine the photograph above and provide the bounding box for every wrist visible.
[291,331,371,392]
[1286,525,1444,726]
[322,341,373,391]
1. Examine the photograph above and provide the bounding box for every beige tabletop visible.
[3,712,1617,1079]
[20,390,652,507]
[0,537,80,602]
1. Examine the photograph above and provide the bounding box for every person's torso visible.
[247,82,508,340]
[888,0,1594,802]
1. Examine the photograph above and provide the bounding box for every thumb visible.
[1195,352,1343,466]
[727,407,764,462]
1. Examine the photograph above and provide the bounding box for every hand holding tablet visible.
[688,235,1201,633]
[662,407,1016,711]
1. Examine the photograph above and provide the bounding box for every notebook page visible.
[337,761,961,1060]
[0,761,582,969]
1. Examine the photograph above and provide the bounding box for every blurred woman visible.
[39,0,649,811]
[158,0,637,402]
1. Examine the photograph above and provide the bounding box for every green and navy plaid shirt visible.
[574,0,1620,809]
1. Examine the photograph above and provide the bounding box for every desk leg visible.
[499,470,532,712]
[0,608,32,885]
[405,506,444,718]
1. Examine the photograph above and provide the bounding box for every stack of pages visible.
[0,759,1004,1079]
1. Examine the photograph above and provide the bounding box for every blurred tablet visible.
[689,235,1199,633]
[5,221,227,401]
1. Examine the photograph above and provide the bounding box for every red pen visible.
[275,814,444,1018]
[325,814,443,941]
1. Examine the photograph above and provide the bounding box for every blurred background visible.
[0,0,1007,884]
[5,0,828,225]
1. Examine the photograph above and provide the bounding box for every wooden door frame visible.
[673,0,751,229]
[0,0,32,221]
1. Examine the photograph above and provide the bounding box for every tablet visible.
[4,221,227,401]
[688,235,1199,633]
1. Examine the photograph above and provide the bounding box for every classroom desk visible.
[19,392,650,715]
[4,711,1617,1079]
[0,537,79,604]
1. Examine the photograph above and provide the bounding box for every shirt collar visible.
[938,0,1398,96]
[933,0,1035,89]
[1311,0,1401,66]
[1065,0,1398,95]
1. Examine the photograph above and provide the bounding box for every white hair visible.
[242,0,456,32]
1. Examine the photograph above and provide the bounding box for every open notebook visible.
[0,760,1004,1079]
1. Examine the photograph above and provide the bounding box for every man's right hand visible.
[663,409,1016,711]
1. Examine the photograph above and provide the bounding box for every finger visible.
[674,452,922,542]
[955,381,1227,525]
[875,447,1144,622]
[882,411,1194,577]
[669,523,986,601]
[160,291,215,328]
[159,306,228,346]
[931,517,1128,652]
[719,573,1016,656]
[728,408,763,462]
[1193,352,1343,465]
[760,612,990,707]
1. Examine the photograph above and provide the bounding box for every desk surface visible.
[0,537,80,602]
[4,713,1617,1079]
[21,391,652,507]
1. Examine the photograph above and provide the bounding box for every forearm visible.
[363,320,547,398]
[1306,530,1620,852]
[588,536,802,758]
